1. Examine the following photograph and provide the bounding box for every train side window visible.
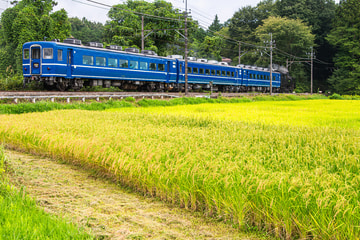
[187,67,192,73]
[57,50,63,61]
[82,55,94,65]
[227,71,231,77]
[31,48,40,59]
[108,58,117,67]
[211,70,215,75]
[119,59,128,68]
[216,70,221,76]
[43,48,53,59]
[205,69,210,75]
[158,63,165,71]
[140,62,148,70]
[96,57,106,66]
[149,63,156,70]
[179,64,182,73]
[222,71,226,76]
[199,68,204,74]
[193,68,198,74]
[129,60,138,69]
[23,49,29,59]
[231,72,234,77]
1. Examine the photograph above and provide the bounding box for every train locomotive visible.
[22,38,282,92]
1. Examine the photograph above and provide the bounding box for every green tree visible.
[255,16,315,91]
[274,0,336,91]
[104,0,185,56]
[69,17,104,44]
[225,1,275,63]
[198,36,224,61]
[208,14,222,34]
[327,0,360,94]
[0,0,71,74]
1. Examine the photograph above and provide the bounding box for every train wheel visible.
[56,82,67,91]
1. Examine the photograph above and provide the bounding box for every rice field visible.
[0,99,359,239]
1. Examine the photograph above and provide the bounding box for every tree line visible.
[0,0,359,94]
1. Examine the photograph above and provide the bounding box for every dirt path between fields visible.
[5,150,264,240]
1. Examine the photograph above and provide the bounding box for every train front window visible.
[31,48,40,59]
[23,49,29,59]
[43,48,53,59]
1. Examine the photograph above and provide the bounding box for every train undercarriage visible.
[24,76,281,93]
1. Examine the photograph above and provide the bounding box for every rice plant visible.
[0,99,358,239]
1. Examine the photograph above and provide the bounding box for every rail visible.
[0,93,179,104]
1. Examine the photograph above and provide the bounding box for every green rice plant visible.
[0,100,359,239]
[0,146,92,240]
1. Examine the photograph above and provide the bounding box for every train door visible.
[30,45,41,75]
[66,49,73,78]
[178,61,184,84]
[166,61,171,83]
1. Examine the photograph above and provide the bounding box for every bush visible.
[329,93,344,99]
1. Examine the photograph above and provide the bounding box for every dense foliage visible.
[0,0,71,75]
[327,0,360,94]
[104,0,186,56]
[0,0,358,94]
[69,17,104,44]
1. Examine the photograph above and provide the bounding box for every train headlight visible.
[33,63,39,68]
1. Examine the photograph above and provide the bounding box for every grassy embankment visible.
[0,99,359,239]
[0,94,332,114]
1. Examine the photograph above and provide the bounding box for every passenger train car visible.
[22,39,281,92]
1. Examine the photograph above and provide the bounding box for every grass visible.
[0,93,329,115]
[0,146,92,240]
[0,99,358,239]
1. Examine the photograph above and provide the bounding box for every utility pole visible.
[310,46,313,94]
[141,16,144,51]
[269,33,274,95]
[184,0,188,96]
[238,42,241,65]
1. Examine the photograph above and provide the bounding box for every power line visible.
[83,0,186,22]
[74,0,333,66]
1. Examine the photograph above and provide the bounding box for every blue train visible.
[22,38,282,92]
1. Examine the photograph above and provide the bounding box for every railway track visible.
[0,91,259,102]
